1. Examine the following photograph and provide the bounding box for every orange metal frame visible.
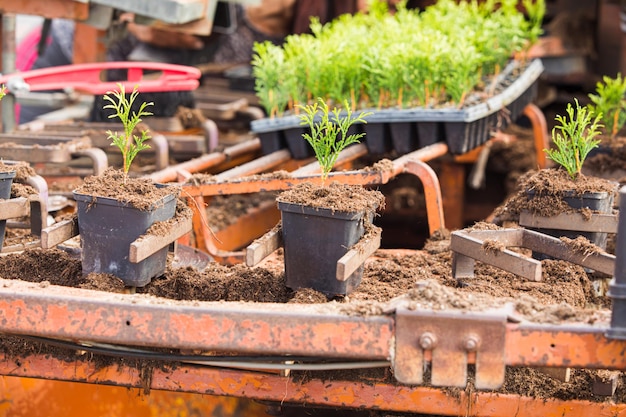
[2,103,607,415]
[3,354,626,417]
[162,104,549,263]
[1,278,626,416]
[177,142,448,264]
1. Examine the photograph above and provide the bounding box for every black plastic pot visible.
[73,189,177,287]
[278,201,369,296]
[528,189,615,260]
[0,170,16,251]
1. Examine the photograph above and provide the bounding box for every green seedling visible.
[103,84,153,183]
[298,98,371,184]
[587,73,626,138]
[545,99,602,180]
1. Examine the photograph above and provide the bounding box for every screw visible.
[419,332,437,350]
[464,336,480,352]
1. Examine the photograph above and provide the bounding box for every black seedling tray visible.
[251,59,544,157]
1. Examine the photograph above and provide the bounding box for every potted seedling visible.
[0,86,17,252]
[275,99,385,296]
[72,84,182,287]
[494,99,618,253]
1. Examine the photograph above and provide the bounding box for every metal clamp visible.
[394,308,507,389]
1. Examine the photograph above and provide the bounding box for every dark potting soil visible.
[74,168,179,210]
[492,168,618,222]
[276,182,386,214]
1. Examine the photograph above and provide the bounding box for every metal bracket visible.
[394,308,507,389]
[450,228,616,280]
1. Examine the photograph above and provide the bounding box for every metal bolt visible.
[464,336,480,352]
[419,332,437,350]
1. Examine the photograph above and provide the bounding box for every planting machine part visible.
[41,201,192,265]
[20,119,220,171]
[246,223,381,283]
[450,228,616,281]
[178,142,447,264]
[0,134,108,176]
[394,308,507,389]
[0,170,49,253]
[608,186,626,339]
[5,270,626,415]
[0,62,201,96]
[519,211,619,234]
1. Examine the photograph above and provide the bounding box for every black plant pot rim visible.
[73,186,177,211]
[277,201,370,221]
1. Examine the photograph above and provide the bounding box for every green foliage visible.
[0,85,6,101]
[251,41,290,117]
[251,0,545,115]
[545,99,602,180]
[522,0,546,46]
[103,84,153,183]
[587,73,626,138]
[299,98,371,183]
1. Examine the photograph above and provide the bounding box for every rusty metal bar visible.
[148,138,261,183]
[183,142,449,198]
[291,143,369,176]
[523,103,550,169]
[214,149,292,181]
[0,0,90,19]
[391,142,450,175]
[183,170,391,196]
[505,323,626,369]
[403,159,446,233]
[1,354,626,416]
[0,277,393,359]
[3,275,626,369]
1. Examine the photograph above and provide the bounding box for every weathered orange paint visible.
[2,355,626,416]
[0,0,89,19]
[0,376,271,417]
[506,325,626,369]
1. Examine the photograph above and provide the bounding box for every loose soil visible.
[74,168,180,210]
[493,167,618,222]
[276,182,385,214]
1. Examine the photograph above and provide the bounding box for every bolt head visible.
[419,333,437,349]
[464,336,479,352]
